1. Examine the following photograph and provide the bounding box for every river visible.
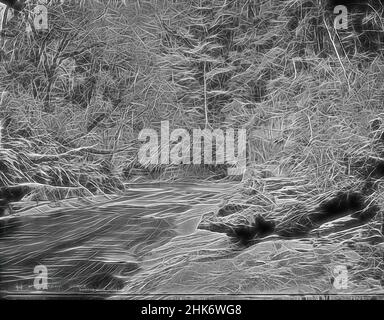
[1,181,383,299]
[0,182,239,298]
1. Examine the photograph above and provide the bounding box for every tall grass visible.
[0,0,384,203]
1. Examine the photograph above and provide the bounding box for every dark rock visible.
[315,192,365,224]
[0,185,29,202]
[0,185,30,216]
[227,215,275,246]
[0,200,10,217]
[0,0,26,11]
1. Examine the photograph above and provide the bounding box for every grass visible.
[0,0,384,295]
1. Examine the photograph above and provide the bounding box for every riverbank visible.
[1,181,383,297]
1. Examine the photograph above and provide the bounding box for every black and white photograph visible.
[0,0,384,304]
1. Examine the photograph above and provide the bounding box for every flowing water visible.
[0,182,239,298]
[1,182,383,299]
